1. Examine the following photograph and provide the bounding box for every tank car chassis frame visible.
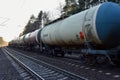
[39,40,120,65]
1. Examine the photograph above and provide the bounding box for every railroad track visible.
[2,47,87,80]
[6,47,120,80]
[2,48,44,80]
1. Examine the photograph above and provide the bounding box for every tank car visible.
[9,2,120,64]
[40,2,120,64]
[41,2,120,48]
[24,29,41,45]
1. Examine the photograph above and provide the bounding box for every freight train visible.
[9,2,120,65]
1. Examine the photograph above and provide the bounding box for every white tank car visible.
[24,29,40,45]
[41,5,101,46]
[41,2,120,48]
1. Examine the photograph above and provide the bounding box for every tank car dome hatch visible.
[96,2,120,48]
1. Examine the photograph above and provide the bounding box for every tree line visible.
[19,0,120,36]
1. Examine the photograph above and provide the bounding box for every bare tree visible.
[42,11,51,26]
[56,2,65,17]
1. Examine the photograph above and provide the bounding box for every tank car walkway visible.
[0,48,23,80]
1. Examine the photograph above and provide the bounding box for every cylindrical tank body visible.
[24,29,40,45]
[40,2,120,48]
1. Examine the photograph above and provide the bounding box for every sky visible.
[0,0,65,42]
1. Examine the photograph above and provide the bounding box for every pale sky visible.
[0,0,65,42]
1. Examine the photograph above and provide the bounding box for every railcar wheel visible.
[95,55,111,66]
[96,56,106,64]
[79,54,96,65]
